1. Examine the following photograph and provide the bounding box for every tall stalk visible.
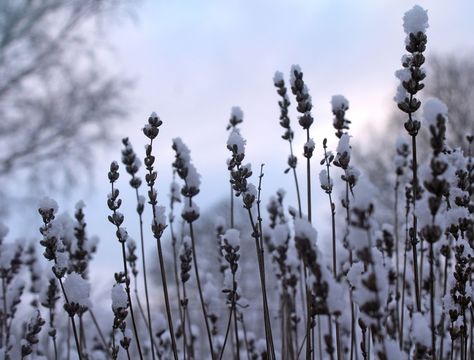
[143,115,179,360]
[121,138,155,360]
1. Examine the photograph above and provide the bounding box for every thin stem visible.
[120,239,144,359]
[306,129,312,223]
[182,283,188,360]
[400,195,410,348]
[189,222,215,358]
[170,220,185,329]
[247,208,275,359]
[411,132,421,312]
[154,230,179,360]
[429,243,436,360]
[89,310,112,359]
[58,277,83,360]
[394,178,402,343]
[146,138,179,360]
[289,140,303,218]
[219,309,234,360]
[133,185,156,360]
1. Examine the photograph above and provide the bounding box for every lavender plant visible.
[0,5,472,360]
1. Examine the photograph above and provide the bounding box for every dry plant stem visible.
[153,227,179,360]
[240,315,251,360]
[58,278,83,360]
[169,218,185,328]
[89,310,112,360]
[344,181,358,360]
[410,131,421,312]
[306,129,312,223]
[400,205,410,348]
[230,182,235,227]
[110,181,144,360]
[1,277,7,348]
[439,241,450,358]
[133,184,155,360]
[429,242,436,360]
[304,127,315,360]
[67,318,71,360]
[133,280,161,356]
[146,139,179,360]
[246,208,275,359]
[256,164,276,359]
[221,273,239,360]
[188,220,215,358]
[303,268,312,359]
[119,239,144,359]
[394,178,402,342]
[219,309,234,360]
[328,315,335,360]
[182,283,188,360]
[233,305,240,359]
[289,141,303,218]
[111,330,116,360]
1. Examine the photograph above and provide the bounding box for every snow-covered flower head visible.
[172,137,191,164]
[273,71,284,85]
[403,5,429,35]
[182,200,200,223]
[231,107,243,122]
[319,169,333,192]
[38,197,58,215]
[289,64,302,88]
[423,97,448,127]
[221,228,240,249]
[337,133,351,155]
[227,129,246,156]
[64,273,90,308]
[227,106,244,130]
[294,218,317,245]
[272,223,290,248]
[154,205,167,228]
[331,95,349,112]
[111,283,128,312]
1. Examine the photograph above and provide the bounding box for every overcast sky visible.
[23,0,474,291]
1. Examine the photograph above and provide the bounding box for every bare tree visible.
[355,52,474,211]
[0,0,133,194]
[426,54,474,148]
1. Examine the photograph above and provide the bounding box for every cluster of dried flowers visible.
[0,4,473,360]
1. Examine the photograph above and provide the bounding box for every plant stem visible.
[58,277,83,360]
[154,228,179,360]
[188,221,215,358]
[247,208,275,359]
[117,238,143,359]
[133,184,155,360]
[219,309,234,360]
[410,133,421,312]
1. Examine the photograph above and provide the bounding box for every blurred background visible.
[1,0,473,306]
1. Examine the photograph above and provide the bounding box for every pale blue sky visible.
[20,0,474,290]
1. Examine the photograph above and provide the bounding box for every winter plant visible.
[0,5,473,360]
